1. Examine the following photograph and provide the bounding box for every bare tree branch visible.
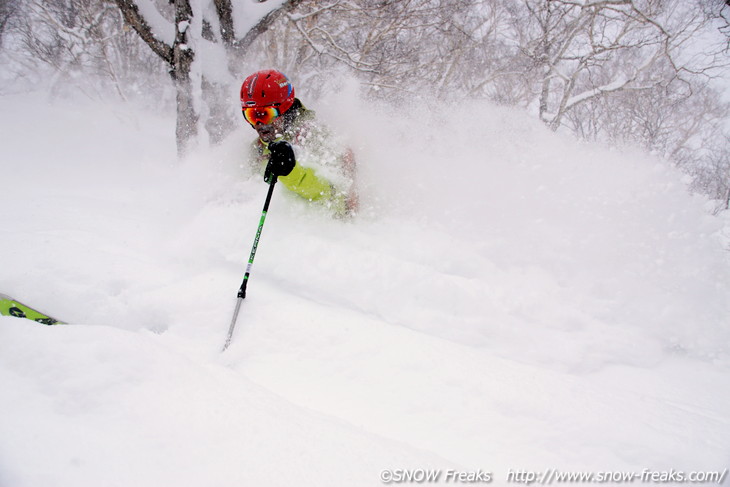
[236,0,304,57]
[112,0,172,64]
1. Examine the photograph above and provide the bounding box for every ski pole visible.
[222,175,278,351]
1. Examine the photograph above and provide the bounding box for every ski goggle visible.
[242,106,280,126]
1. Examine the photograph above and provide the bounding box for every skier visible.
[240,69,359,217]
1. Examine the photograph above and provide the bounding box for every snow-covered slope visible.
[1,90,728,487]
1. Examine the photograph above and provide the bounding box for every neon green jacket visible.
[249,100,357,216]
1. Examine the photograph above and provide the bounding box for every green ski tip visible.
[0,293,65,325]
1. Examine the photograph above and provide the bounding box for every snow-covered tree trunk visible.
[171,0,196,156]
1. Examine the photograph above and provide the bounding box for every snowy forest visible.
[2,1,730,486]
[2,0,730,209]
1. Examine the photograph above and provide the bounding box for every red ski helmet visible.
[240,69,295,114]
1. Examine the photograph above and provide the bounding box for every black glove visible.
[264,141,296,183]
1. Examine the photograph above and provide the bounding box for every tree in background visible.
[248,0,730,209]
[2,0,162,99]
[112,0,302,155]
[1,0,302,155]
[0,0,18,49]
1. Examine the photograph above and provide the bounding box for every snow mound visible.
[1,90,728,485]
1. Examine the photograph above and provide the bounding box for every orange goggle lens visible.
[242,106,280,126]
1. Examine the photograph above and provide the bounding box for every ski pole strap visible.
[237,176,277,299]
